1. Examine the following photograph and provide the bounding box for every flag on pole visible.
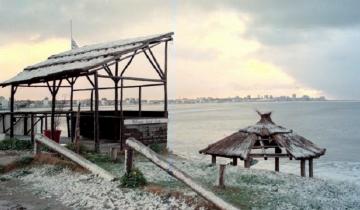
[70,20,80,49]
[71,38,79,49]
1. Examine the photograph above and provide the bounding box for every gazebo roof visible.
[199,112,326,160]
[0,32,173,87]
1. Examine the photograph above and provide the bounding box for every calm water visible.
[11,101,360,184]
[167,101,360,184]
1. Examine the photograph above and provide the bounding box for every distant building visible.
[42,97,50,107]
[0,96,8,110]
[292,94,297,99]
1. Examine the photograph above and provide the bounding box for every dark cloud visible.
[0,0,172,45]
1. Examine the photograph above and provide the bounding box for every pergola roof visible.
[199,112,326,160]
[0,32,173,87]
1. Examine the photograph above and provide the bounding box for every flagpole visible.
[70,20,72,49]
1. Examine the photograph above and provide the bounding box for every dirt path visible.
[0,178,71,210]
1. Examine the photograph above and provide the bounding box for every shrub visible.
[120,168,147,188]
[0,139,33,150]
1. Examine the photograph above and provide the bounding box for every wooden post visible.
[218,164,226,188]
[309,158,313,178]
[211,155,216,165]
[34,140,41,155]
[275,147,281,172]
[66,113,71,138]
[120,79,123,115]
[90,90,94,112]
[163,41,168,114]
[23,114,28,135]
[44,114,48,131]
[94,73,100,153]
[232,157,237,166]
[70,81,74,111]
[138,86,142,117]
[51,80,56,140]
[40,116,43,133]
[114,60,119,112]
[125,138,238,210]
[275,157,280,172]
[75,103,81,154]
[2,114,5,133]
[30,114,34,143]
[10,85,15,138]
[125,148,133,174]
[35,134,116,181]
[244,158,251,168]
[120,79,124,150]
[300,159,306,177]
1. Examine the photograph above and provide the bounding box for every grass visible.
[120,168,147,188]
[0,138,33,150]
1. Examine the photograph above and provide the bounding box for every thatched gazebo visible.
[199,111,326,177]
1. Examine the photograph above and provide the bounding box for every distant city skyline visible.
[1,1,360,100]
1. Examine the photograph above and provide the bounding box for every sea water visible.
[167,101,360,185]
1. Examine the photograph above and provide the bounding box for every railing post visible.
[23,114,28,135]
[30,114,35,143]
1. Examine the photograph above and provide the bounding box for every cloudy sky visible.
[0,0,359,100]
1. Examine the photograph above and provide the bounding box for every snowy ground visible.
[2,154,360,210]
[102,155,360,210]
[2,165,194,210]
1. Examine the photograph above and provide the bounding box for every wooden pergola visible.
[199,111,326,177]
[0,32,174,152]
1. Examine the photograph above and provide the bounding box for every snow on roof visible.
[0,32,173,86]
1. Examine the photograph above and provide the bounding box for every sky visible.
[0,0,359,100]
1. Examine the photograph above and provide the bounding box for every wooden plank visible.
[126,138,238,210]
[35,134,116,181]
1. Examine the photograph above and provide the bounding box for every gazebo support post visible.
[232,157,237,166]
[275,157,280,172]
[300,159,306,177]
[244,158,251,168]
[309,158,313,178]
[275,147,281,172]
[211,155,216,165]
[93,72,100,153]
[9,85,17,138]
